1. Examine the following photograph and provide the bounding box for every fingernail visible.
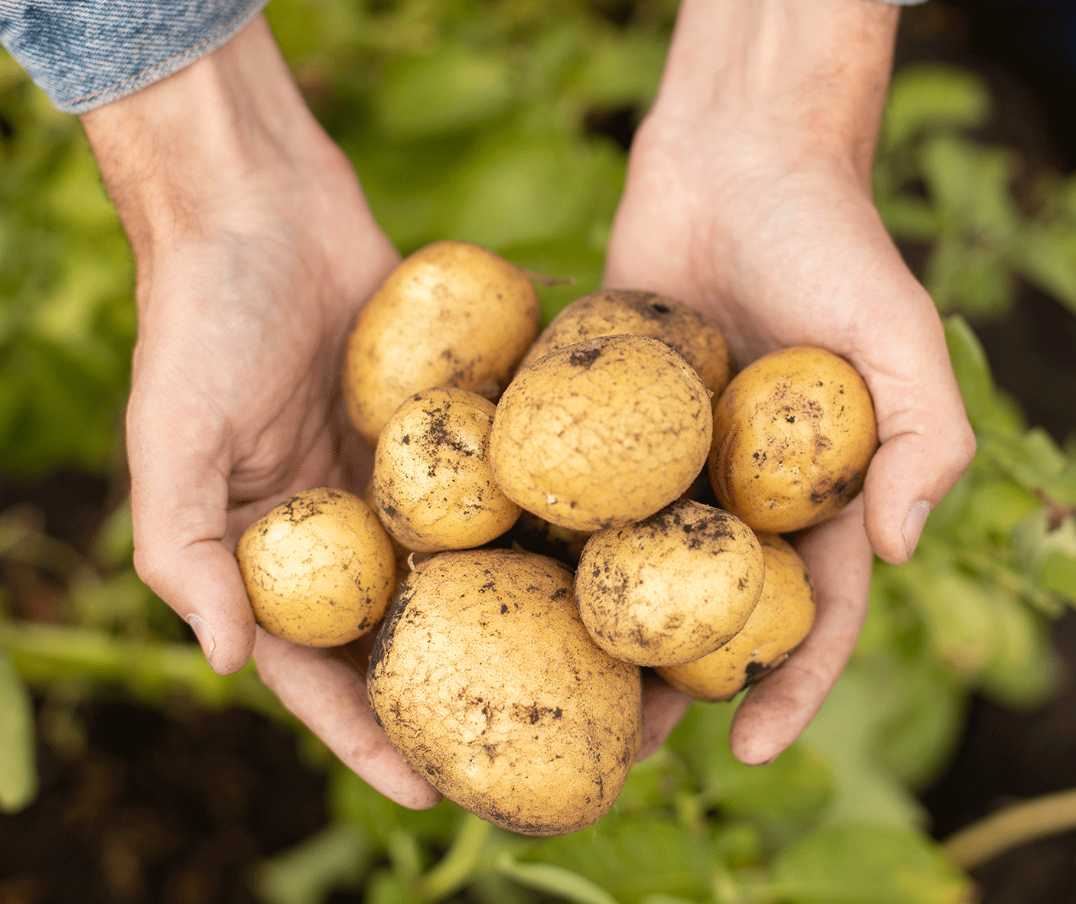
[902,501,932,560]
[186,614,216,668]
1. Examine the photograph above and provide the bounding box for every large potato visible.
[343,241,540,444]
[490,334,713,532]
[709,346,878,533]
[657,533,816,701]
[517,289,731,398]
[575,500,764,666]
[235,488,395,647]
[367,549,642,836]
[372,387,521,551]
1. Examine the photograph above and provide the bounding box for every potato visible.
[490,334,713,532]
[343,241,540,445]
[372,387,521,552]
[518,288,731,398]
[575,499,764,666]
[657,533,816,701]
[709,346,878,533]
[235,488,395,647]
[367,549,642,836]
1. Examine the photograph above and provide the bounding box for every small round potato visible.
[343,241,540,444]
[367,549,642,836]
[709,346,878,534]
[235,488,395,647]
[657,533,816,701]
[575,500,764,666]
[372,387,521,552]
[490,335,713,532]
[518,289,731,398]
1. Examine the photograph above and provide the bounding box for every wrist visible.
[647,0,898,179]
[79,15,332,252]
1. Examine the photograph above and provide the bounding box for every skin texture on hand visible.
[79,15,440,809]
[605,0,976,765]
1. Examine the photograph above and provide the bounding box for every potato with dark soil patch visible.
[657,533,815,700]
[367,549,642,836]
[517,288,731,398]
[235,488,395,647]
[709,346,877,533]
[490,334,712,532]
[575,499,764,666]
[343,241,540,445]
[372,387,521,552]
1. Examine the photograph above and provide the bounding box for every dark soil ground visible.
[2,3,1076,903]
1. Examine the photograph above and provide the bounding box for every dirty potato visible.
[343,241,540,444]
[490,335,713,532]
[657,533,816,701]
[372,387,521,552]
[518,289,731,398]
[575,500,764,666]
[235,488,395,647]
[367,549,642,836]
[708,346,878,534]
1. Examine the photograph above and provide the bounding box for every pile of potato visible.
[235,241,878,837]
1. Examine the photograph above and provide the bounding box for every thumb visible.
[858,312,976,566]
[127,391,256,675]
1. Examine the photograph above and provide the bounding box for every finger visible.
[637,674,694,761]
[127,383,256,675]
[252,629,442,809]
[729,498,872,765]
[855,291,977,565]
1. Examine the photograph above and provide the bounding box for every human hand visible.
[605,0,976,764]
[80,16,439,808]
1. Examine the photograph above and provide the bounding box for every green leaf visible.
[942,315,994,425]
[443,133,623,250]
[876,195,939,242]
[496,854,620,904]
[0,648,37,813]
[1012,225,1076,317]
[254,823,373,904]
[523,817,736,904]
[668,703,833,833]
[882,64,990,150]
[375,47,518,138]
[769,823,972,904]
[1042,550,1076,604]
[919,136,1021,240]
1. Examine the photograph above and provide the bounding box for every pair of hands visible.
[80,5,974,810]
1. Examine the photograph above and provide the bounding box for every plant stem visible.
[415,813,492,902]
[941,786,1076,871]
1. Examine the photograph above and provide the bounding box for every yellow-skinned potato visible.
[709,346,878,534]
[490,335,713,532]
[657,533,816,701]
[575,500,764,666]
[518,289,731,398]
[343,241,540,444]
[235,488,395,647]
[372,387,521,552]
[367,549,642,836]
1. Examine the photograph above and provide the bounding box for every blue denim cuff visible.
[0,0,268,114]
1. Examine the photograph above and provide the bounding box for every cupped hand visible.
[81,16,440,808]
[605,107,976,765]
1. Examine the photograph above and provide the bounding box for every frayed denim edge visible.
[54,0,270,114]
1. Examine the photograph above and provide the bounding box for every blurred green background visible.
[2,1,1076,902]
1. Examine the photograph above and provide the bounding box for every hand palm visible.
[604,116,974,763]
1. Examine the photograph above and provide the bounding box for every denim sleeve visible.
[0,0,268,114]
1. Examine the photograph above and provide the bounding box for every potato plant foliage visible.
[0,1,1075,902]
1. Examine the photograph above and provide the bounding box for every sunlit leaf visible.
[769,823,972,904]
[883,64,991,151]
